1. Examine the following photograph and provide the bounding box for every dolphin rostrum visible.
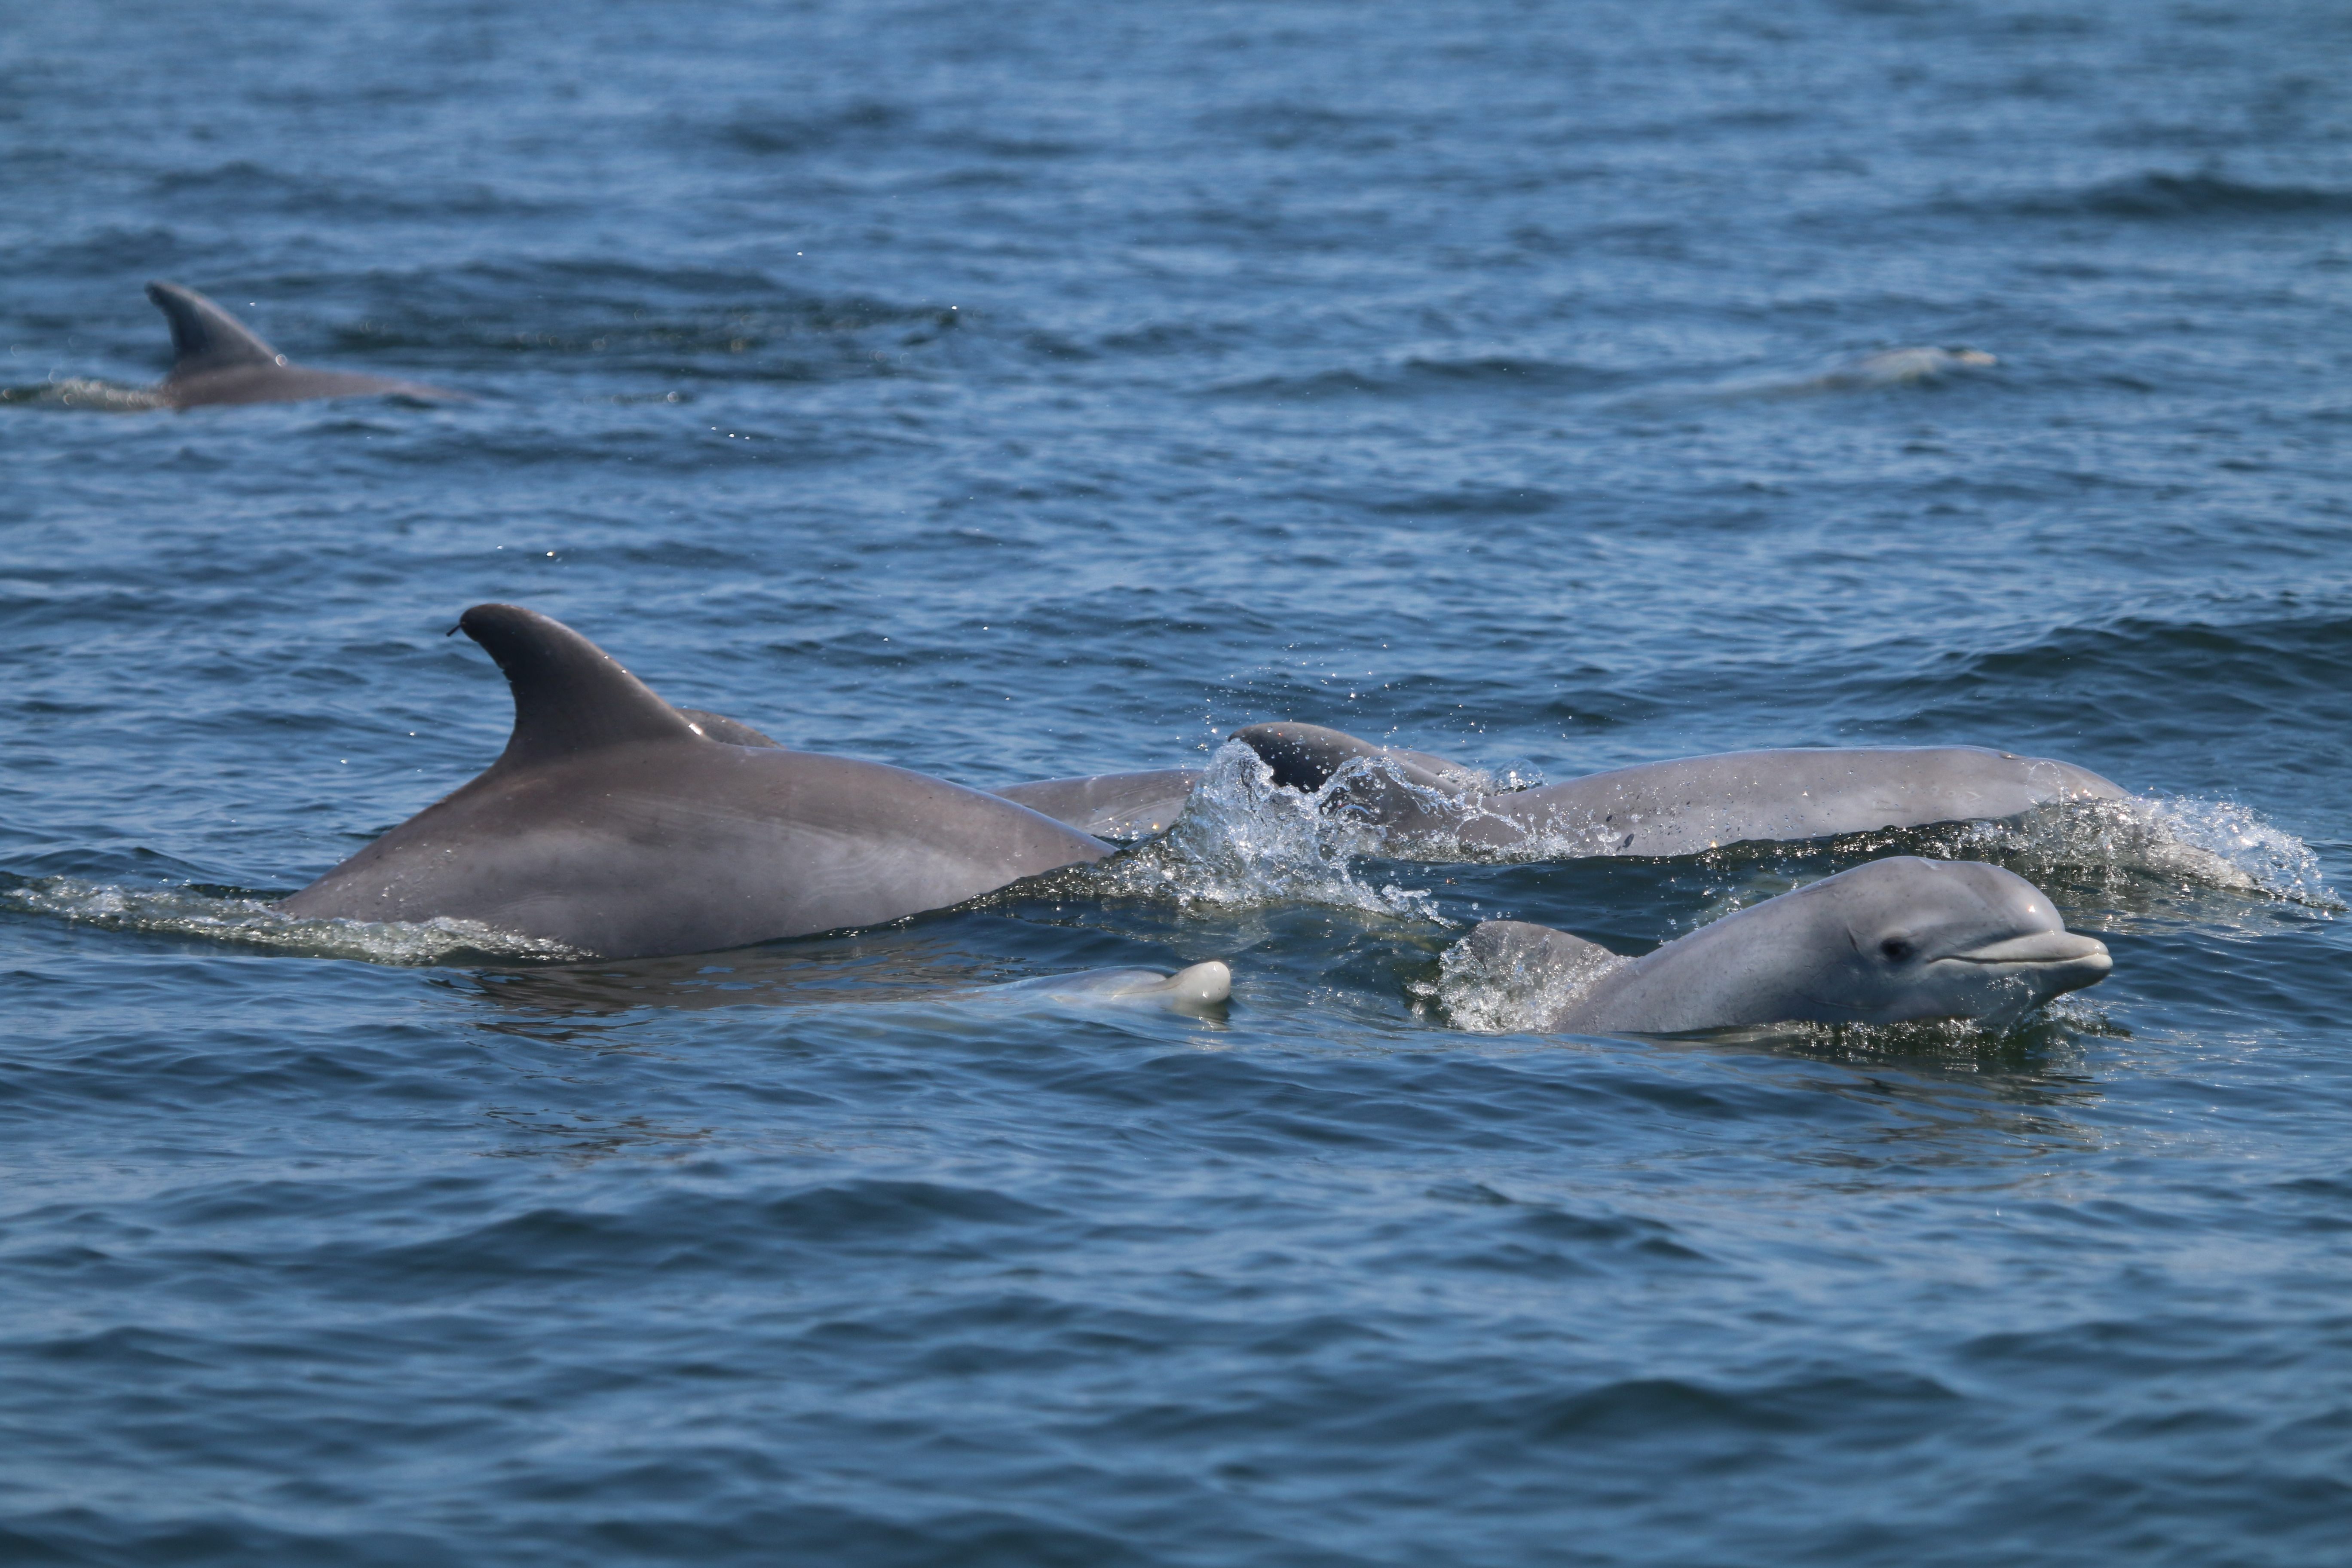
[1225,722,2124,860]
[279,605,1110,959]
[1447,857,2112,1036]
[144,282,462,408]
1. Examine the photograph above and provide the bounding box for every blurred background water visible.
[5,0,2352,1562]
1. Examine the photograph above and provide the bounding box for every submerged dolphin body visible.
[1227,723,2125,860]
[979,961,1233,1014]
[143,282,462,408]
[279,605,1110,959]
[1450,857,2111,1036]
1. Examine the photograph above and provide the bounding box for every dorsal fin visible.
[145,281,283,378]
[458,603,703,769]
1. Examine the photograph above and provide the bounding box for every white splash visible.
[1431,927,1627,1035]
[1949,793,2334,906]
[0,377,168,411]
[1073,741,1439,919]
[2,877,587,964]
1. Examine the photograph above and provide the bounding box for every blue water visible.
[7,1,2352,1561]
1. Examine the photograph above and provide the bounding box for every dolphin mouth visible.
[1939,931,2112,974]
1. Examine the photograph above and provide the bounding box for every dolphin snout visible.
[1944,930,2112,982]
[1947,931,2116,1006]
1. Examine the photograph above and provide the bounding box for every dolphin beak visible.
[1943,930,2112,988]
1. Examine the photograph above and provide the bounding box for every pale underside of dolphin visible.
[279,605,1110,959]
[957,721,2124,861]
[1449,856,2111,1036]
[140,282,463,408]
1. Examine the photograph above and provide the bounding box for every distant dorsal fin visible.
[146,281,283,377]
[458,603,703,769]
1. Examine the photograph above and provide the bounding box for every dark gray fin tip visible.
[145,281,282,377]
[458,603,702,768]
[676,707,782,748]
[1231,722,1381,792]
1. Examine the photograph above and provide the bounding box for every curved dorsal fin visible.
[145,281,282,377]
[458,603,702,769]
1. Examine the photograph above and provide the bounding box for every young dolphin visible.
[279,605,1111,959]
[143,282,462,408]
[1225,722,2125,861]
[978,960,1232,1014]
[1449,857,2111,1036]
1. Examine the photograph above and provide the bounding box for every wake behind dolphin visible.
[1442,857,2111,1036]
[1,282,463,410]
[280,605,1112,959]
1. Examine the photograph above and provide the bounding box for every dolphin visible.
[278,604,1110,959]
[3,279,466,410]
[978,960,1232,1014]
[1225,722,2125,861]
[1448,857,2111,1036]
[142,282,462,408]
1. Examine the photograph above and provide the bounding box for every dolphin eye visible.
[1879,937,1916,962]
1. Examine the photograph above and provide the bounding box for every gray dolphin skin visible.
[600,710,1203,840]
[1230,722,2125,859]
[992,770,1206,839]
[1452,857,2112,1036]
[278,605,1111,959]
[145,282,462,408]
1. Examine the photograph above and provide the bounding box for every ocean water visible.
[6,0,2352,1562]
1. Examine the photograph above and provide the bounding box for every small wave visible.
[1209,356,1624,402]
[1995,170,2352,221]
[1052,742,1440,921]
[0,877,586,964]
[1941,794,2333,907]
[0,378,167,412]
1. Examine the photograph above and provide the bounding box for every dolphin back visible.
[279,604,1111,958]
[143,280,463,406]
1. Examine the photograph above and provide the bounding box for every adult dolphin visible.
[279,605,1110,959]
[1225,722,2125,860]
[1449,857,2111,1036]
[144,282,463,408]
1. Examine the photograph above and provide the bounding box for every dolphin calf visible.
[980,960,1232,1014]
[1448,857,2111,1036]
[1226,722,2124,861]
[279,605,1110,959]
